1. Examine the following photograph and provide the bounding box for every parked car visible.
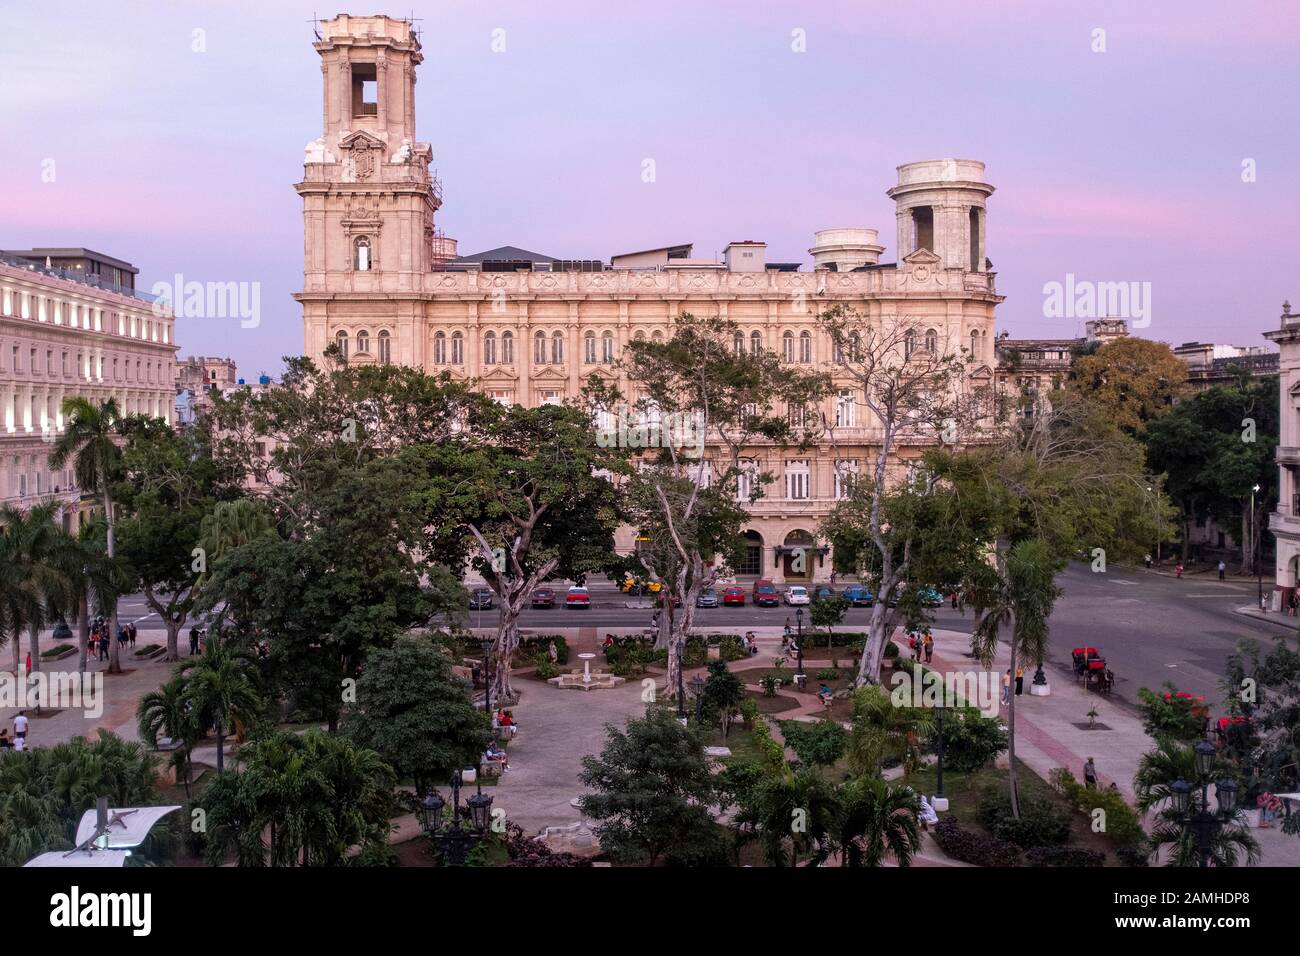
[468,588,494,610]
[917,586,944,608]
[842,584,875,607]
[565,586,591,609]
[811,585,837,601]
[722,586,747,606]
[783,585,811,606]
[51,620,74,643]
[531,588,556,608]
[752,580,781,607]
[696,589,719,608]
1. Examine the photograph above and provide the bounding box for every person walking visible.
[1083,757,1098,789]
[1144,553,1152,570]
[127,621,137,648]
[1290,590,1299,618]
[98,629,109,662]
[1001,669,1012,706]
[1015,665,1024,696]
[1218,560,1226,581]
[923,631,934,664]
[14,711,28,744]
[189,627,200,656]
[1175,563,1184,579]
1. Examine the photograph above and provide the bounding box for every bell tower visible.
[296,14,456,361]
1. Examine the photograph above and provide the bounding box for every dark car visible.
[842,585,875,607]
[468,588,494,610]
[696,589,719,608]
[722,586,746,606]
[752,580,781,608]
[530,588,556,608]
[812,585,837,601]
[51,620,74,643]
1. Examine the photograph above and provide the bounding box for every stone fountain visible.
[548,652,626,691]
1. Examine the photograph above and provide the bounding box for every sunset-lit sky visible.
[2,0,1297,376]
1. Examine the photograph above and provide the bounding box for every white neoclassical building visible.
[1264,299,1300,601]
[0,249,177,527]
[296,15,1005,581]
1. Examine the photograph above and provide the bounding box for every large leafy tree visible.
[1069,336,1189,435]
[340,636,491,796]
[115,416,235,661]
[578,708,724,866]
[612,314,828,699]
[48,397,126,672]
[1145,378,1278,569]
[180,635,263,773]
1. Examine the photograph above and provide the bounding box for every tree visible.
[699,659,746,737]
[940,707,1009,781]
[180,635,262,773]
[49,397,125,672]
[613,314,829,700]
[340,636,491,796]
[137,674,203,799]
[815,306,985,685]
[833,775,923,868]
[1136,683,1210,744]
[1070,337,1189,435]
[1145,378,1278,569]
[578,708,722,866]
[47,517,123,673]
[848,684,934,780]
[116,417,234,661]
[734,767,840,867]
[0,503,68,676]
[1134,737,1260,867]
[809,594,848,652]
[201,729,396,866]
[968,538,1061,819]
[451,401,623,704]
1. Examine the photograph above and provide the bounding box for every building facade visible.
[296,15,1004,582]
[0,251,176,525]
[1264,300,1300,599]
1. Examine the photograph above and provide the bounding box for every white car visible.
[783,585,811,606]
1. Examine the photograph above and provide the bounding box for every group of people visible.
[87,618,136,661]
[0,712,29,752]
[906,629,934,664]
[999,666,1027,704]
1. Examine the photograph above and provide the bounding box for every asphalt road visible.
[117,562,1295,710]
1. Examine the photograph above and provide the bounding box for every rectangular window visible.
[834,460,859,499]
[785,460,810,500]
[352,63,378,116]
[835,390,856,428]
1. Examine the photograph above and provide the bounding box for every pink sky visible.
[1,0,1297,375]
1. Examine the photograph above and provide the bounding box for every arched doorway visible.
[781,529,817,581]
[740,530,763,577]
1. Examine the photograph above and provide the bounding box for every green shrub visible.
[41,643,75,658]
[718,637,746,662]
[739,697,759,727]
[759,675,780,697]
[519,634,568,665]
[1023,845,1105,867]
[883,641,900,659]
[815,667,840,681]
[976,790,1071,848]
[1049,768,1147,857]
[683,637,708,668]
[532,652,560,681]
[931,818,1021,867]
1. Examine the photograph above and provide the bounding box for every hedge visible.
[40,643,75,658]
[931,818,1023,867]
[1049,768,1148,860]
[519,634,569,665]
[1023,845,1105,867]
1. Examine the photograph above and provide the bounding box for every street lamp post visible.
[794,608,805,680]
[934,702,946,800]
[418,767,495,866]
[1166,740,1240,868]
[1252,483,1263,609]
[690,673,706,725]
[479,639,494,719]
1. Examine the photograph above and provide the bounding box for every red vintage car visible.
[721,586,747,606]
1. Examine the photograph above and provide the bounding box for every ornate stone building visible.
[1264,300,1300,601]
[296,15,1004,582]
[0,250,176,526]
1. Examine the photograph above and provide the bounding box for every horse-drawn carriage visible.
[1073,647,1114,695]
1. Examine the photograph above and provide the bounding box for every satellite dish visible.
[75,805,182,849]
[25,848,129,868]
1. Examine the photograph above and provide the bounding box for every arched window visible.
[584,330,597,364]
[904,329,916,360]
[451,331,464,364]
[601,330,615,363]
[551,330,565,364]
[484,332,497,366]
[433,331,446,364]
[651,330,664,344]
[335,330,349,360]
[534,331,548,365]
[733,331,744,355]
[356,329,370,354]
[782,330,795,363]
[378,330,391,364]
[799,330,812,363]
[849,331,860,362]
[970,329,980,360]
[354,236,372,271]
[501,331,514,364]
[635,330,646,341]
[750,331,762,355]
[925,328,937,353]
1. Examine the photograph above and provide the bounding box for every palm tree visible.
[847,683,934,780]
[137,674,203,799]
[1134,737,1261,867]
[47,517,125,673]
[48,397,125,673]
[734,768,840,867]
[834,775,923,867]
[0,503,68,677]
[968,538,1061,818]
[180,635,262,773]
